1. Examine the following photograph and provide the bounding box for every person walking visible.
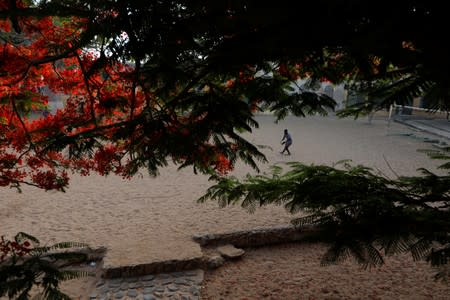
[280,129,292,155]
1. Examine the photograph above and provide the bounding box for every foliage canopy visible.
[0,232,92,299]
[1,0,450,288]
[0,0,448,189]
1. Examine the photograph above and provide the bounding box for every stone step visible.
[103,257,203,279]
[103,225,317,278]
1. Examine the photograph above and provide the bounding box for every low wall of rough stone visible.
[192,224,316,248]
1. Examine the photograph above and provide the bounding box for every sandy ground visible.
[1,114,449,298]
[201,243,450,300]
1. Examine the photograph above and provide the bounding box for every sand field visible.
[1,114,449,299]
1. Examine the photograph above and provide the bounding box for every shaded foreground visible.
[201,242,450,300]
[58,241,450,299]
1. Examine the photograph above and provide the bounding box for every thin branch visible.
[33,117,138,155]
[1,172,41,189]
[130,59,140,121]
[52,62,63,80]
[74,51,97,126]
[10,94,34,148]
[383,154,400,179]
[7,51,78,87]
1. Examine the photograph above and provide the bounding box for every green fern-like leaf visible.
[378,234,416,257]
[57,270,93,281]
[31,242,89,256]
[14,232,40,245]
[409,238,432,261]
[0,233,93,300]
[320,243,351,266]
[200,158,450,276]
[427,246,450,267]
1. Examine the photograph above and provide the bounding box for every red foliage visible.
[31,170,69,190]
[278,62,301,81]
[214,153,232,175]
[93,145,123,176]
[0,4,239,190]
[0,235,32,262]
[225,79,235,89]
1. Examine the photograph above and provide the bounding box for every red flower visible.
[225,79,235,89]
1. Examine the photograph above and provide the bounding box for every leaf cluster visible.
[0,232,93,300]
[1,0,449,188]
[200,158,450,280]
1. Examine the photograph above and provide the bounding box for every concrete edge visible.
[393,118,450,141]
[102,224,316,278]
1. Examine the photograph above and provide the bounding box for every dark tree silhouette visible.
[1,1,449,297]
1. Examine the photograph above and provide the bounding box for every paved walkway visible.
[393,116,450,141]
[90,269,203,300]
